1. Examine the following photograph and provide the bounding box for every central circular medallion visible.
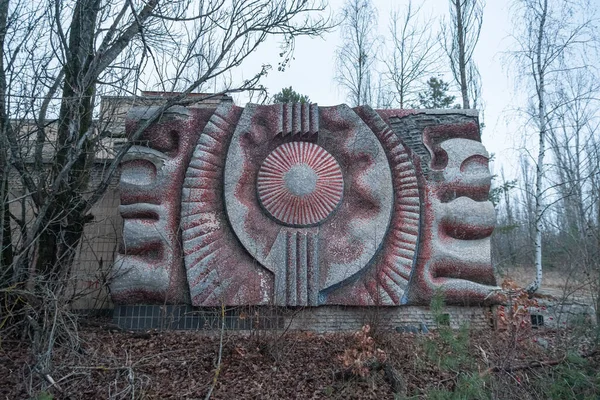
[284,164,318,196]
[257,142,343,226]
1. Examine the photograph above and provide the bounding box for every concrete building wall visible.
[69,170,121,309]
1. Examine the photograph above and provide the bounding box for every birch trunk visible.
[527,0,548,294]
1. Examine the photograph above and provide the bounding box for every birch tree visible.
[546,68,600,309]
[509,0,597,293]
[547,71,600,238]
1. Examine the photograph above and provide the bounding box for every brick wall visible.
[112,304,494,331]
[286,306,492,332]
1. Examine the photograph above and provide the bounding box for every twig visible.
[480,349,599,376]
[42,373,63,394]
[205,303,226,400]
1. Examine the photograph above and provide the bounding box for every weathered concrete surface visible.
[112,106,214,304]
[113,104,499,306]
[401,120,500,305]
[180,103,272,307]
[222,104,394,306]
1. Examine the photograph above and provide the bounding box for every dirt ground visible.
[1,318,599,400]
[499,265,596,305]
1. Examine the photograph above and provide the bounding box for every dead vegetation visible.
[1,311,599,399]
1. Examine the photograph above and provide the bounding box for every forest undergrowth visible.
[1,292,599,399]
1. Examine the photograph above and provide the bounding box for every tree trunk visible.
[35,0,99,281]
[527,0,548,295]
[0,157,13,284]
[0,0,14,284]
[454,0,470,109]
[596,184,600,324]
[502,173,517,266]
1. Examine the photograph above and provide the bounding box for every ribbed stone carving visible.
[257,142,343,226]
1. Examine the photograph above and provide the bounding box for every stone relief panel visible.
[112,106,214,303]
[111,103,500,306]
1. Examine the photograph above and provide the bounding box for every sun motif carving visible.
[257,142,344,226]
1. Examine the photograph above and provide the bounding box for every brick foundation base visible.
[112,305,494,332]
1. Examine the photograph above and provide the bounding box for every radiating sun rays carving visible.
[257,142,343,226]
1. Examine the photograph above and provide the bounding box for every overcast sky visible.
[230,0,524,179]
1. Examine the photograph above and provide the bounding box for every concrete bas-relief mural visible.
[111,102,500,307]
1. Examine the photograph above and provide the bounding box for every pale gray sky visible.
[231,0,523,179]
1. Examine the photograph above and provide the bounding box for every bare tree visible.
[335,0,378,106]
[0,0,47,287]
[546,68,600,311]
[0,0,331,385]
[3,0,330,280]
[490,167,519,269]
[375,73,393,108]
[442,0,484,109]
[547,70,600,238]
[590,132,600,322]
[509,0,597,293]
[0,0,12,280]
[519,155,537,252]
[385,1,441,108]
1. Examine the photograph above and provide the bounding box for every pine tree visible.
[417,77,458,109]
[271,87,311,103]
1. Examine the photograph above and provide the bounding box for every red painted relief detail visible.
[327,106,421,305]
[375,109,418,125]
[423,122,480,171]
[181,103,273,306]
[405,124,500,305]
[257,142,343,226]
[114,103,500,307]
[112,107,213,304]
[221,104,394,305]
[314,106,393,294]
[281,103,319,136]
[280,229,319,306]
